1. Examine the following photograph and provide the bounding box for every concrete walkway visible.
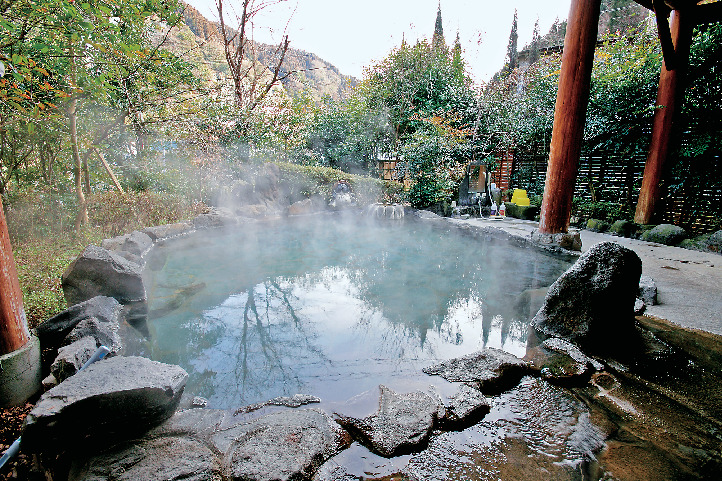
[449,217,722,336]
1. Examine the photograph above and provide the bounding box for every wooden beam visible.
[635,9,693,224]
[654,0,676,70]
[0,197,30,355]
[539,0,602,234]
[695,1,722,24]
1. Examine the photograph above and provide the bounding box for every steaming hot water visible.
[126,215,572,409]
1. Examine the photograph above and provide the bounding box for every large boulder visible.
[212,408,351,481]
[423,347,528,393]
[529,241,642,350]
[62,315,122,354]
[101,230,153,264]
[23,356,187,454]
[61,246,147,318]
[36,296,123,350]
[334,386,443,457]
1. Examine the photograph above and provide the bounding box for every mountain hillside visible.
[179,2,357,101]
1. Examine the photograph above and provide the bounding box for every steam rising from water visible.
[129,215,571,409]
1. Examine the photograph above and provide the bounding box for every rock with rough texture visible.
[142,222,193,241]
[530,242,642,349]
[50,336,98,383]
[423,348,529,393]
[641,223,687,245]
[335,386,444,457]
[287,198,326,215]
[23,356,187,453]
[62,315,122,354]
[442,384,490,428]
[531,229,582,251]
[192,211,237,229]
[212,409,351,481]
[524,337,597,383]
[505,203,539,220]
[61,246,147,317]
[638,275,657,306]
[102,231,153,259]
[68,436,223,481]
[36,296,123,350]
[234,394,322,414]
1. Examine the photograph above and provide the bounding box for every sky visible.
[186,0,574,83]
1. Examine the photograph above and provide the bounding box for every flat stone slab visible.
[23,356,187,453]
[524,337,599,383]
[335,385,444,457]
[442,384,490,428]
[213,408,351,481]
[68,436,223,481]
[423,347,529,393]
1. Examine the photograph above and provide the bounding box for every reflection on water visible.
[127,216,571,409]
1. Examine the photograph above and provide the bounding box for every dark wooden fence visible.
[506,144,722,233]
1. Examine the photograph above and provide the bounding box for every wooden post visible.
[634,9,693,225]
[0,197,29,355]
[538,0,602,234]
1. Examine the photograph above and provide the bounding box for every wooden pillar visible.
[0,197,29,355]
[538,0,602,234]
[634,9,693,225]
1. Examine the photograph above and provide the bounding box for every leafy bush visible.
[275,161,404,205]
[572,199,630,225]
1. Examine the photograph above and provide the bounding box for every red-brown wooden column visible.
[0,197,29,355]
[634,9,693,225]
[538,0,602,234]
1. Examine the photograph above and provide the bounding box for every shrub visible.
[641,224,687,245]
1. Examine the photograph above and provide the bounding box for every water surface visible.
[128,215,571,409]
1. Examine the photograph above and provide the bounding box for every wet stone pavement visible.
[315,315,722,480]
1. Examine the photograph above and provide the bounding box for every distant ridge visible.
[179,2,357,101]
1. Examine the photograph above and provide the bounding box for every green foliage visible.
[584,26,661,153]
[573,199,630,224]
[360,38,476,204]
[505,9,519,72]
[304,93,393,173]
[275,161,403,205]
[8,188,207,326]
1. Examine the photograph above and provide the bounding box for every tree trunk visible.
[68,97,89,234]
[0,196,29,355]
[82,153,91,196]
[634,9,693,225]
[538,0,602,234]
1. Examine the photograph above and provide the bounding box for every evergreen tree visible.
[452,31,464,78]
[505,9,519,72]
[530,17,541,64]
[432,2,446,52]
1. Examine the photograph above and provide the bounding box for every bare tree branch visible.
[216,0,291,113]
